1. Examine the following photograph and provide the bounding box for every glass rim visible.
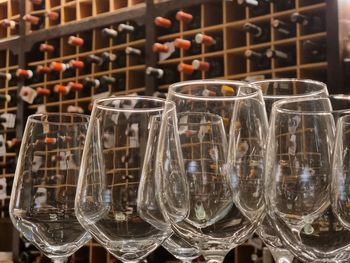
[28,113,90,125]
[272,97,332,115]
[94,96,175,113]
[251,78,328,100]
[177,112,224,125]
[338,114,350,125]
[168,79,261,101]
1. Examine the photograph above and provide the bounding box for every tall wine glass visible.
[251,79,329,263]
[266,97,350,262]
[75,97,179,263]
[157,80,269,263]
[137,115,200,263]
[9,113,91,263]
[332,114,350,230]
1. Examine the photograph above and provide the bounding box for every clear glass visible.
[266,97,350,262]
[9,113,91,263]
[251,79,329,263]
[137,115,200,263]
[75,97,176,263]
[329,94,350,121]
[158,80,269,263]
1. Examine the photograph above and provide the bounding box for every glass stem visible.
[202,254,225,263]
[52,258,68,263]
[182,260,193,263]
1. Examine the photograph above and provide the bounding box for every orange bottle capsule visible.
[43,137,57,144]
[23,14,40,25]
[36,87,51,96]
[6,138,21,148]
[54,84,69,95]
[176,11,193,23]
[36,65,51,74]
[178,63,194,75]
[195,33,216,46]
[16,69,33,79]
[192,60,210,71]
[46,11,59,21]
[152,43,169,53]
[68,82,83,91]
[39,43,55,53]
[174,38,191,50]
[69,60,84,69]
[68,36,84,46]
[50,62,68,72]
[154,16,172,28]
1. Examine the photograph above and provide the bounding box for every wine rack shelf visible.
[0,0,345,262]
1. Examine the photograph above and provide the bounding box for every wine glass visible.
[75,97,178,263]
[266,97,350,262]
[157,80,269,263]
[332,114,350,232]
[251,79,329,263]
[9,113,91,263]
[137,114,200,263]
[329,94,350,121]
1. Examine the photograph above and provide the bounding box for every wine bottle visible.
[0,72,12,81]
[16,69,33,79]
[39,43,55,53]
[237,0,270,16]
[302,40,326,62]
[36,65,51,74]
[1,19,17,29]
[195,33,223,52]
[50,61,68,72]
[243,22,270,43]
[67,82,84,92]
[67,105,84,114]
[36,87,51,96]
[23,14,45,30]
[154,15,179,34]
[0,94,11,103]
[146,66,179,85]
[6,138,21,149]
[245,49,271,71]
[266,48,295,66]
[83,78,100,88]
[68,36,84,46]
[54,84,70,95]
[176,10,200,30]
[174,38,201,56]
[102,27,118,38]
[192,60,210,72]
[125,47,142,56]
[118,23,135,34]
[272,19,295,37]
[146,67,164,79]
[85,54,103,65]
[290,12,324,33]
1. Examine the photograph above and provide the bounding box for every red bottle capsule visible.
[36,65,52,74]
[36,87,51,96]
[69,60,84,69]
[176,11,193,23]
[68,82,83,91]
[50,62,68,72]
[174,38,191,50]
[152,43,169,53]
[16,69,33,79]
[192,60,210,71]
[68,36,84,46]
[178,63,194,75]
[54,84,70,95]
[154,16,172,28]
[39,43,55,53]
[195,33,216,46]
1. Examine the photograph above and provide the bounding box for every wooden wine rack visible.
[0,0,346,262]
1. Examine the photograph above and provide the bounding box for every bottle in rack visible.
[265,47,295,67]
[154,15,179,35]
[237,0,270,17]
[195,33,223,52]
[176,9,201,30]
[125,47,145,65]
[193,58,224,78]
[146,65,180,85]
[23,14,45,30]
[174,38,201,56]
[290,12,324,34]
[83,77,100,89]
[243,22,270,44]
[245,49,271,71]
[99,76,116,92]
[1,19,18,30]
[302,39,326,63]
[119,21,145,41]
[0,72,12,81]
[272,19,295,38]
[178,63,201,80]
